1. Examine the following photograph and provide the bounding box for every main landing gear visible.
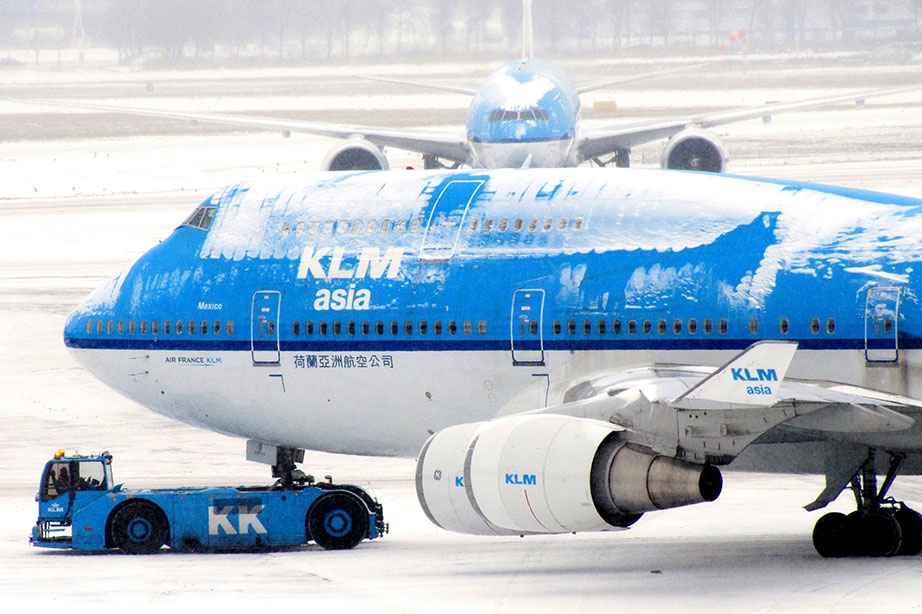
[813,450,922,557]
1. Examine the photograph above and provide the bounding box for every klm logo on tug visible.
[297,246,405,311]
[732,367,778,396]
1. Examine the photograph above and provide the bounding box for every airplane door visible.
[251,291,281,365]
[419,180,485,261]
[511,289,545,366]
[865,286,900,363]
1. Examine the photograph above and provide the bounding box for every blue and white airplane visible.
[19,0,922,173]
[66,165,922,558]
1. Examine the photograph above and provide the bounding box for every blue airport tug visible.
[31,450,386,553]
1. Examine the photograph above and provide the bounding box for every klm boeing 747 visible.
[65,166,922,558]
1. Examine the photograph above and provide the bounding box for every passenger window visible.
[375,321,384,335]
[687,319,697,335]
[282,222,291,237]
[718,319,728,334]
[295,221,306,235]
[573,218,584,231]
[433,321,442,335]
[657,319,666,335]
[597,320,606,335]
[323,220,334,234]
[780,318,789,334]
[292,322,300,336]
[529,320,538,335]
[319,321,328,336]
[673,319,682,335]
[226,321,234,335]
[164,320,171,335]
[528,219,538,232]
[188,320,196,335]
[213,321,221,335]
[827,318,836,334]
[643,320,652,334]
[106,320,113,334]
[558,219,568,231]
[337,219,349,234]
[333,321,342,336]
[117,320,124,334]
[128,320,136,334]
[514,219,524,232]
[479,321,487,335]
[200,321,208,335]
[567,320,576,335]
[395,220,407,233]
[612,319,622,335]
[583,319,591,335]
[405,321,413,336]
[308,221,319,235]
[419,321,428,335]
[448,320,457,335]
[151,320,159,335]
[175,320,183,335]
[552,320,561,335]
[703,319,713,334]
[469,219,479,232]
[305,321,314,335]
[811,318,820,334]
[361,321,370,335]
[347,321,356,336]
[749,318,759,334]
[543,219,553,232]
[96,320,103,334]
[382,220,393,233]
[462,321,472,335]
[484,219,494,232]
[390,321,399,336]
[141,320,148,335]
[367,219,378,233]
[627,320,637,334]
[86,319,93,334]
[498,219,508,232]
[410,219,421,233]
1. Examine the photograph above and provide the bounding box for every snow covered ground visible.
[3,55,922,611]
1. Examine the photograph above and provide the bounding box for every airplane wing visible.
[9,98,472,165]
[548,341,920,464]
[577,83,922,162]
[350,75,479,96]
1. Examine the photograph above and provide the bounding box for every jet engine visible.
[416,414,721,536]
[660,127,728,173]
[320,138,390,171]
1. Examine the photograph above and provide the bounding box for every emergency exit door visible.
[865,286,900,363]
[251,291,281,365]
[511,289,545,366]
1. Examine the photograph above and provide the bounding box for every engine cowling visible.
[416,414,722,536]
[660,128,728,173]
[320,138,389,171]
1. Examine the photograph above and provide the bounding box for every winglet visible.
[673,341,798,409]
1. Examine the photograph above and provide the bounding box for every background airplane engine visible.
[416,415,722,536]
[660,127,728,173]
[320,138,390,171]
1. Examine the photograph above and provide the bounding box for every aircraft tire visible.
[110,501,168,554]
[307,492,367,550]
[894,507,922,556]
[813,512,852,558]
[848,511,901,558]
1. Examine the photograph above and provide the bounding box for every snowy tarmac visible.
[4,55,922,611]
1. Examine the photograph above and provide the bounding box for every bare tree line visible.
[3,0,922,63]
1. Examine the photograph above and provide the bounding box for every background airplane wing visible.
[577,83,922,162]
[10,98,472,165]
[574,62,711,94]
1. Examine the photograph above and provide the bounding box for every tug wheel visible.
[308,492,367,550]
[110,501,168,554]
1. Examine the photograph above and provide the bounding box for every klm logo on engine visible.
[505,473,537,486]
[731,368,778,382]
[297,247,404,280]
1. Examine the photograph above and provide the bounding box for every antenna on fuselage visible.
[522,0,534,61]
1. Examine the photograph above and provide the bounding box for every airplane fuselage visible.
[65,168,922,461]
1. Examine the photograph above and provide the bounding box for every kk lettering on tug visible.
[65,166,922,558]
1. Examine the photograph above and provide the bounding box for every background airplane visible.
[12,0,922,173]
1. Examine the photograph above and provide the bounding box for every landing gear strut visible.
[813,450,922,557]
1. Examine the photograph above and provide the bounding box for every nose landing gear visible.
[813,451,922,557]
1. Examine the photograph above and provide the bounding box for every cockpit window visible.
[489,108,549,122]
[181,206,216,230]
